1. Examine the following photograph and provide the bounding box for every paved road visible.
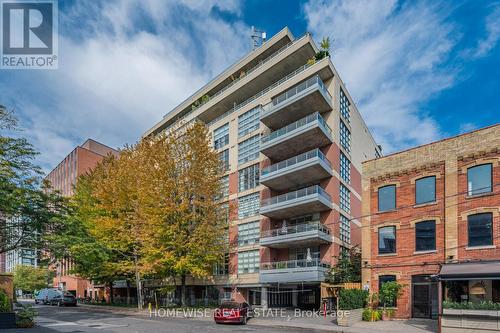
[6,304,327,333]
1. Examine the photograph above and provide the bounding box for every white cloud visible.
[1,0,249,172]
[470,4,500,58]
[304,0,460,152]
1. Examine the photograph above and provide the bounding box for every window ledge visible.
[466,192,494,199]
[413,201,438,208]
[465,245,496,250]
[377,209,397,214]
[378,253,397,257]
[414,250,437,255]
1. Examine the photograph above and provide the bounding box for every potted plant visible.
[0,289,16,329]
[336,288,368,326]
[379,281,403,320]
[362,292,381,321]
[16,303,37,328]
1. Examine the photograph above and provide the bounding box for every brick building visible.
[361,124,500,319]
[45,139,118,299]
[144,27,381,308]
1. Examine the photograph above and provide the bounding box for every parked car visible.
[214,301,251,325]
[51,293,77,307]
[34,289,61,305]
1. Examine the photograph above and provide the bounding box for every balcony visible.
[260,185,333,219]
[260,149,333,191]
[260,221,332,248]
[260,112,333,160]
[261,75,333,129]
[260,259,330,283]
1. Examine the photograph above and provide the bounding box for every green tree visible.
[326,246,361,284]
[13,265,51,294]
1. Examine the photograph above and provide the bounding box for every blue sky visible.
[1,0,499,172]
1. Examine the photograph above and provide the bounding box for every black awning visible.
[439,261,500,280]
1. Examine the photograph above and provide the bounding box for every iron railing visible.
[261,221,330,238]
[261,112,332,144]
[260,185,331,207]
[260,258,331,270]
[261,148,331,177]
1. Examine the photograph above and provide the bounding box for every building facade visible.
[361,124,500,319]
[145,27,380,308]
[45,139,118,298]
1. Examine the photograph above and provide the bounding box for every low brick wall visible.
[0,273,14,303]
[442,309,500,333]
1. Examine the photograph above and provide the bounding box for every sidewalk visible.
[76,304,437,333]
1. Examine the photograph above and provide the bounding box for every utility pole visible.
[134,251,143,309]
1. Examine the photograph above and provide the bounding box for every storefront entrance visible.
[412,275,438,319]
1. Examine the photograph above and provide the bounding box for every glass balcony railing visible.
[261,112,332,144]
[266,75,332,110]
[260,259,331,271]
[260,185,331,207]
[261,221,330,238]
[261,148,331,177]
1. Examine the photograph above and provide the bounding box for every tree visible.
[0,106,68,255]
[13,265,51,294]
[326,246,361,284]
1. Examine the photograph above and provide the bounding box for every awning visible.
[439,261,500,280]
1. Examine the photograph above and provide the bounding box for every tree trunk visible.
[126,280,131,305]
[134,252,143,309]
[181,274,186,307]
[108,281,114,304]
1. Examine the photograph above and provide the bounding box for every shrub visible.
[379,281,403,309]
[16,303,37,328]
[362,308,382,321]
[443,301,500,310]
[338,288,368,310]
[0,289,11,312]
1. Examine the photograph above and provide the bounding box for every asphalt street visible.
[5,303,328,333]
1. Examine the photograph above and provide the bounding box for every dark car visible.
[51,293,77,307]
[214,301,251,325]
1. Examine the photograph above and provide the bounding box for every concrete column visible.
[261,287,268,309]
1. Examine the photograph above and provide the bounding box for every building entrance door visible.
[412,275,438,319]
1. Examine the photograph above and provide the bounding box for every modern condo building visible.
[361,124,500,319]
[145,27,380,309]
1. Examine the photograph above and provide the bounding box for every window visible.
[238,107,260,137]
[238,221,260,246]
[238,250,259,274]
[339,184,350,213]
[379,275,397,307]
[238,192,260,219]
[378,185,396,212]
[214,254,229,276]
[340,120,351,153]
[213,123,229,149]
[238,135,260,164]
[340,214,351,244]
[239,164,259,192]
[378,226,396,254]
[218,149,229,171]
[340,152,351,183]
[415,176,436,205]
[468,213,493,247]
[339,88,350,123]
[220,175,229,198]
[415,220,436,251]
[467,164,492,196]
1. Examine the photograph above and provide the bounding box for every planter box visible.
[442,309,500,333]
[0,312,17,329]
[337,308,363,327]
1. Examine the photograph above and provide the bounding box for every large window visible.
[415,220,436,251]
[467,164,492,196]
[238,221,260,246]
[340,120,351,153]
[415,176,436,205]
[213,123,229,149]
[219,175,229,198]
[238,135,260,164]
[340,88,350,123]
[379,275,397,307]
[214,254,229,276]
[238,107,260,137]
[378,226,396,254]
[340,152,351,184]
[468,213,493,247]
[378,185,396,212]
[340,214,351,244]
[238,250,259,274]
[218,149,229,171]
[339,184,350,213]
[238,192,260,219]
[239,164,259,192]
